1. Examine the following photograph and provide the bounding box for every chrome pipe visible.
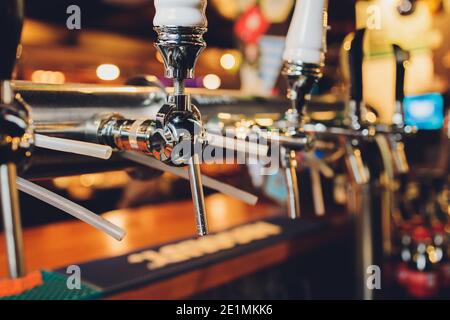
[188,154,208,236]
[282,147,301,219]
[354,183,374,300]
[0,163,25,278]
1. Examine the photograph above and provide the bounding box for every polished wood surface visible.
[0,194,350,299]
[0,194,278,278]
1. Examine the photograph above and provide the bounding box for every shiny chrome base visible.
[154,26,207,80]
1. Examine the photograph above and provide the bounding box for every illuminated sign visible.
[403,93,444,130]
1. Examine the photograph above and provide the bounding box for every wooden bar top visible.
[0,194,351,299]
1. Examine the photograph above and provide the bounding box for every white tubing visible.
[35,134,112,160]
[16,177,125,241]
[206,133,269,158]
[122,151,258,206]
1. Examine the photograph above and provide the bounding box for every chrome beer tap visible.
[344,28,374,300]
[152,0,209,236]
[343,29,371,186]
[389,44,411,175]
[280,0,329,219]
[0,3,126,270]
[0,0,34,279]
[375,44,412,256]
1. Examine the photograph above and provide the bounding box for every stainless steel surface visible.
[12,82,346,131]
[188,154,208,236]
[278,53,325,222]
[354,183,374,300]
[155,23,209,235]
[345,141,370,185]
[12,81,165,126]
[174,79,185,96]
[390,139,409,174]
[10,82,290,177]
[0,163,25,278]
[9,82,165,177]
[282,62,323,113]
[98,116,155,154]
[375,134,396,257]
[0,1,30,280]
[347,100,366,131]
[154,26,206,80]
[12,82,288,124]
[282,147,301,219]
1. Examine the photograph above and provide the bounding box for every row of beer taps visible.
[0,0,416,299]
[0,0,263,280]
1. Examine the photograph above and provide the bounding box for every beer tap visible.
[344,29,370,186]
[0,0,33,279]
[280,0,329,219]
[389,44,410,175]
[375,44,411,256]
[0,4,129,281]
[344,28,375,300]
[153,0,209,236]
[84,1,211,236]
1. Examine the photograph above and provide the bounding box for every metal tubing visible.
[354,183,374,300]
[188,154,208,236]
[0,163,25,278]
[283,148,301,219]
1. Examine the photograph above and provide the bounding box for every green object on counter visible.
[1,271,103,300]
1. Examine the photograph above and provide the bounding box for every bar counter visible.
[0,194,352,299]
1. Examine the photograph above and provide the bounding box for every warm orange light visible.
[366,111,378,124]
[96,64,120,81]
[220,53,237,70]
[443,51,450,69]
[31,70,65,84]
[203,74,221,90]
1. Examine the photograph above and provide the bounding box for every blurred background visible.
[15,0,450,225]
[18,0,358,91]
[1,0,449,300]
[16,0,450,107]
[15,0,355,226]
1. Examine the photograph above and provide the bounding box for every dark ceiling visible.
[24,0,235,47]
[24,0,355,48]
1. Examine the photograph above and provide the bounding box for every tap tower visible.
[153,0,209,236]
[0,0,34,278]
[281,0,329,219]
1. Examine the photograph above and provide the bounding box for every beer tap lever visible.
[392,44,408,126]
[390,44,410,174]
[347,29,367,130]
[345,29,370,185]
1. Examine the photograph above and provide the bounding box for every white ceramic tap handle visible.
[154,0,208,27]
[283,0,328,64]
